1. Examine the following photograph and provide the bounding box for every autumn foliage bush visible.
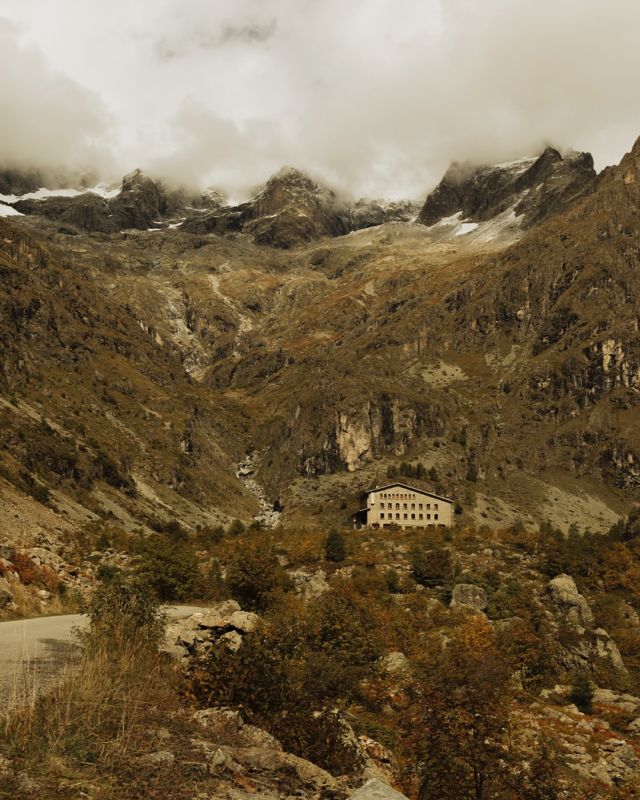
[188,584,383,775]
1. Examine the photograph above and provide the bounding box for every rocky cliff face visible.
[417,146,596,228]
[182,167,351,248]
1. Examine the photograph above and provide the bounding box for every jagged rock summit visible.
[417,146,596,229]
[182,166,352,247]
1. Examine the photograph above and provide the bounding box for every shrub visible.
[189,592,374,775]
[29,483,51,505]
[79,575,166,656]
[197,525,225,549]
[225,540,291,611]
[136,534,199,601]
[228,518,246,536]
[410,545,454,588]
[325,528,346,562]
[10,552,40,585]
[385,568,402,593]
[4,576,174,768]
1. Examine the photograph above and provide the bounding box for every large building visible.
[353,483,455,529]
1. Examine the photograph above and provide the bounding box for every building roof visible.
[364,482,454,504]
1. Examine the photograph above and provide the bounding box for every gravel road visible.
[0,605,203,707]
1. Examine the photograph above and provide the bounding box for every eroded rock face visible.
[190,706,340,794]
[548,574,594,628]
[349,199,419,230]
[547,575,626,673]
[417,147,595,228]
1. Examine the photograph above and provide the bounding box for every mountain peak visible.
[418,147,595,228]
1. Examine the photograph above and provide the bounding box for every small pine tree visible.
[386,464,398,479]
[570,670,594,714]
[415,462,426,480]
[428,466,439,482]
[325,528,346,562]
[400,462,417,478]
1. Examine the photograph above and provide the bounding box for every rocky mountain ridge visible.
[417,146,596,228]
[1,138,640,538]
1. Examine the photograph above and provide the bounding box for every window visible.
[388,503,392,509]
[419,503,423,510]
[435,503,439,509]
[403,513,408,520]
[427,514,431,520]
[419,514,423,520]
[411,514,415,520]
[380,513,385,519]
[395,503,400,510]
[435,513,439,520]
[396,513,400,520]
[427,503,431,510]
[411,503,415,509]
[403,503,407,509]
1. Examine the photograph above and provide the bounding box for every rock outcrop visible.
[547,575,626,673]
[349,199,419,230]
[450,583,488,612]
[349,778,410,800]
[183,167,351,248]
[165,601,259,660]
[417,146,595,228]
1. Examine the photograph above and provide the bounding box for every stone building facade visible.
[353,482,454,529]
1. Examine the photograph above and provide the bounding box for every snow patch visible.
[455,221,479,236]
[430,211,463,228]
[0,184,120,204]
[0,203,23,217]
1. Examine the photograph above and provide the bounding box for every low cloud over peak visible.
[1,0,640,199]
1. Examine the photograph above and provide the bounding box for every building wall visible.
[366,486,454,528]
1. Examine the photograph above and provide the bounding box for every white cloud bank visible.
[1,0,640,198]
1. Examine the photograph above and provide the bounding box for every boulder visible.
[165,600,257,659]
[139,749,175,766]
[205,747,243,775]
[547,574,594,628]
[627,717,640,734]
[227,610,259,633]
[349,778,410,800]
[191,707,282,751]
[592,688,640,713]
[380,652,409,676]
[288,569,330,602]
[450,583,487,612]
[28,547,65,571]
[621,602,640,628]
[219,630,243,652]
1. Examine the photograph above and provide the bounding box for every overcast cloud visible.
[1,0,640,199]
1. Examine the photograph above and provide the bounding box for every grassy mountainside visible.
[3,139,640,540]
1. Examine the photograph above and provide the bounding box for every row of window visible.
[380,512,438,521]
[380,492,416,499]
[377,502,438,510]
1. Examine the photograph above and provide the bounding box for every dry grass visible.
[1,581,79,621]
[2,640,175,762]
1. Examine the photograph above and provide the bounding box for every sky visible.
[1,0,640,200]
